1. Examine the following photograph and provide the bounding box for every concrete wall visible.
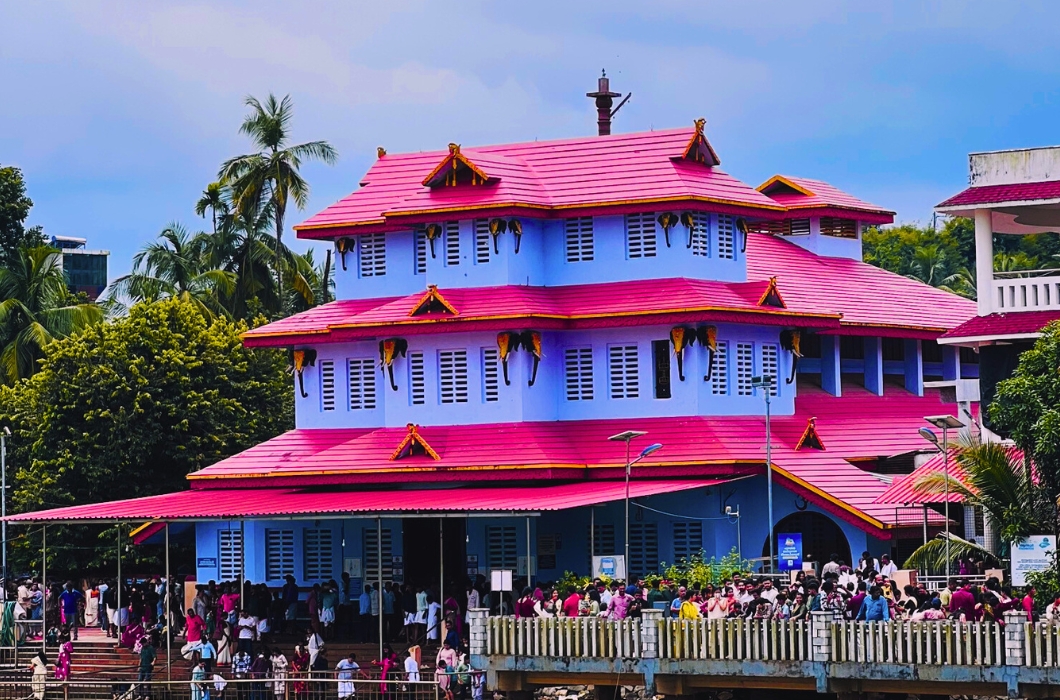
[970,145,1060,186]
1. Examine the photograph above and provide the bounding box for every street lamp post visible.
[1,425,9,595]
[608,431,662,578]
[752,375,775,573]
[920,414,964,578]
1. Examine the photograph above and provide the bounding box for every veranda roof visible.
[2,479,726,524]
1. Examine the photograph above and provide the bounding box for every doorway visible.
[403,518,466,596]
[761,512,851,569]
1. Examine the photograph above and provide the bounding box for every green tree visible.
[219,94,337,300]
[195,182,229,236]
[0,166,46,262]
[2,298,292,573]
[0,246,102,383]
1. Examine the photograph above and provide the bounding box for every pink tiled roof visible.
[939,310,1060,342]
[937,180,1060,209]
[758,175,893,217]
[874,449,970,505]
[180,384,958,537]
[746,233,977,336]
[297,128,792,237]
[242,277,841,347]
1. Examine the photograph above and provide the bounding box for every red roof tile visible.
[939,310,1060,342]
[746,234,977,335]
[874,449,970,505]
[937,181,1060,209]
[758,175,893,217]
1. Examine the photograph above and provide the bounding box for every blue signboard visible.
[197,557,217,569]
[777,533,803,572]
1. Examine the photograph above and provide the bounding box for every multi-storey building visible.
[18,109,978,590]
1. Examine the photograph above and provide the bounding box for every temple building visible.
[12,89,980,589]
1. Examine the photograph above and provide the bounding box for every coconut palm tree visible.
[107,223,234,318]
[908,243,949,287]
[195,182,229,236]
[0,246,103,383]
[218,94,337,300]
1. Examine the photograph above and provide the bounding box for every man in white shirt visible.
[236,611,257,655]
[879,554,898,578]
[759,580,778,603]
[821,554,841,578]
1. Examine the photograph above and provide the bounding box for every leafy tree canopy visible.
[0,166,45,262]
[1,297,292,573]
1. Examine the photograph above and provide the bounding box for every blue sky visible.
[3,1,1059,280]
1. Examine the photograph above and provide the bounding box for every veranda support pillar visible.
[117,526,122,647]
[165,522,172,682]
[376,517,383,662]
[439,519,444,612]
[40,525,46,653]
[974,208,994,315]
[239,520,245,607]
[525,517,532,586]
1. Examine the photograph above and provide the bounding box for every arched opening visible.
[761,512,851,568]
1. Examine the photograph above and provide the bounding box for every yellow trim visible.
[294,218,386,232]
[769,464,887,531]
[756,175,816,197]
[129,521,156,537]
[390,423,442,461]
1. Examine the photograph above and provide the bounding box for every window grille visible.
[564,347,594,401]
[788,218,811,236]
[587,523,617,570]
[761,344,779,397]
[439,349,469,404]
[820,217,858,239]
[629,522,659,578]
[482,348,500,402]
[265,529,295,580]
[363,528,392,581]
[608,345,640,399]
[672,522,703,564]
[487,526,517,570]
[218,529,243,581]
[414,231,427,274]
[303,529,334,582]
[444,221,460,266]
[689,212,710,257]
[626,212,657,259]
[711,341,729,395]
[717,215,735,260]
[408,352,425,405]
[564,217,594,262]
[474,219,491,264]
[736,342,754,396]
[358,233,386,277]
[320,360,336,411]
[348,358,377,410]
[652,339,671,399]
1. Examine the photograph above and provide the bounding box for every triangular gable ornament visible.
[422,143,492,187]
[675,118,721,166]
[409,285,459,317]
[390,423,441,461]
[757,276,787,309]
[795,417,826,451]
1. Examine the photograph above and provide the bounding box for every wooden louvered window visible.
[710,341,729,396]
[625,212,657,259]
[473,219,491,264]
[587,523,616,570]
[347,358,377,410]
[820,217,858,239]
[761,344,779,397]
[265,529,295,580]
[358,233,386,277]
[444,221,460,266]
[672,522,703,564]
[652,339,671,399]
[752,219,810,236]
[303,529,334,582]
[717,215,735,259]
[414,231,427,274]
[218,529,243,582]
[564,347,593,401]
[565,217,594,262]
[363,528,392,582]
[608,345,640,399]
[689,212,710,257]
[487,526,517,570]
[408,352,425,406]
[629,523,659,578]
[482,348,500,403]
[320,360,336,411]
[439,349,469,404]
[736,342,754,396]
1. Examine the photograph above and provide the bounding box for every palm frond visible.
[903,532,1001,572]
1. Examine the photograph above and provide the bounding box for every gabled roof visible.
[757,175,894,218]
[178,384,959,538]
[936,180,1060,211]
[295,127,784,237]
[938,310,1060,345]
[242,277,840,347]
[746,233,977,336]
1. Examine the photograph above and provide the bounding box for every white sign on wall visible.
[1012,535,1056,586]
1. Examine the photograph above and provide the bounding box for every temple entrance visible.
[403,518,466,594]
[761,512,851,569]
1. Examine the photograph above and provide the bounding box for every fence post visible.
[468,608,490,656]
[640,608,662,659]
[811,611,835,663]
[1003,611,1027,667]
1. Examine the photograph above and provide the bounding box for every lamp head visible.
[1,426,9,436]
[918,427,939,446]
[639,443,663,458]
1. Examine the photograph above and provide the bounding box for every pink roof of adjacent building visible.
[938,310,1060,344]
[181,384,958,538]
[936,180,1060,211]
[295,127,890,238]
[757,175,894,217]
[746,234,977,336]
[874,449,970,505]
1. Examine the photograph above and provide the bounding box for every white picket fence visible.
[485,616,641,658]
[659,618,812,661]
[1024,622,1060,667]
[831,619,1004,665]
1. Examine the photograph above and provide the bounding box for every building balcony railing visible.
[992,269,1060,312]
